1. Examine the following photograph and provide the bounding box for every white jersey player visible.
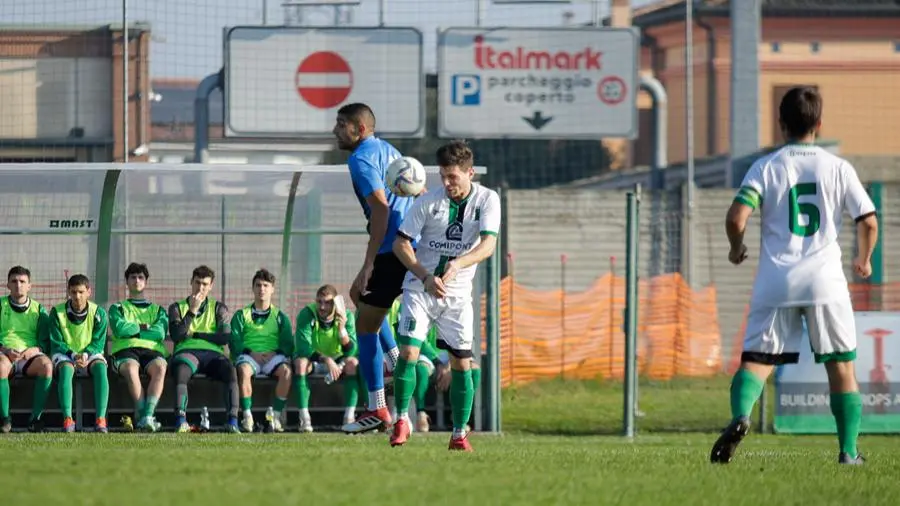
[389,140,500,452]
[711,86,877,466]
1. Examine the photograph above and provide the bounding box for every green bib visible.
[110,300,167,356]
[174,298,223,355]
[0,296,42,350]
[54,301,97,354]
[306,303,343,358]
[240,304,280,353]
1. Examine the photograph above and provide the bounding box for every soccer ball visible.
[387,156,426,197]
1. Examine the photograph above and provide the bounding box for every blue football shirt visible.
[348,136,416,254]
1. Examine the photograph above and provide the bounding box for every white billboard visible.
[438,27,639,139]
[224,27,424,138]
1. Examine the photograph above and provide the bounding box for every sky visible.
[4,0,659,78]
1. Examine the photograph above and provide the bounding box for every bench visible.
[6,371,452,431]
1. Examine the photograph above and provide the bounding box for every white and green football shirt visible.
[398,182,501,298]
[736,143,875,307]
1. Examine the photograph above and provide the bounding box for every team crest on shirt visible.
[445,222,463,241]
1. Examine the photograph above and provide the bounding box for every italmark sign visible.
[438,27,638,139]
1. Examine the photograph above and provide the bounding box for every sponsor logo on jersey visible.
[445,222,464,241]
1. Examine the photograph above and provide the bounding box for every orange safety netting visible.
[484,273,723,387]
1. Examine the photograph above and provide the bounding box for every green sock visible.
[730,368,765,420]
[31,375,52,421]
[450,369,474,431]
[393,358,416,416]
[293,375,310,409]
[58,365,74,418]
[240,396,253,411]
[830,392,862,457]
[143,396,159,418]
[413,362,430,412]
[272,397,287,413]
[0,378,9,418]
[471,367,482,394]
[342,375,359,408]
[91,362,109,419]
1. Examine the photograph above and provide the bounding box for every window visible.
[771,42,781,53]
[810,42,820,53]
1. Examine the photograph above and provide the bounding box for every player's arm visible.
[726,165,763,260]
[350,158,391,267]
[48,307,71,356]
[277,311,294,357]
[84,306,109,356]
[168,302,191,344]
[342,312,358,356]
[140,305,168,343]
[229,311,245,362]
[293,307,316,358]
[201,301,231,346]
[393,196,431,281]
[109,303,140,338]
[842,162,878,276]
[446,191,502,273]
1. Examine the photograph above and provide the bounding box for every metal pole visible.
[378,0,386,26]
[122,0,129,163]
[194,70,223,163]
[623,192,639,438]
[475,0,485,27]
[560,254,567,379]
[262,0,268,24]
[485,227,502,433]
[684,0,695,287]
[640,75,668,190]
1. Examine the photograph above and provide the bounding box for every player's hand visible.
[139,323,149,330]
[352,263,374,299]
[435,364,451,392]
[440,260,460,285]
[75,354,88,369]
[853,256,873,279]
[334,311,346,329]
[424,275,447,299]
[728,244,748,265]
[188,294,204,314]
[4,347,21,361]
[325,358,342,383]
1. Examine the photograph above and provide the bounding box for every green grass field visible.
[2,377,898,505]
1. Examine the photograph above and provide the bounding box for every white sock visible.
[386,347,399,370]
[452,427,467,439]
[367,389,387,409]
[300,408,310,420]
[242,409,252,418]
[343,407,355,421]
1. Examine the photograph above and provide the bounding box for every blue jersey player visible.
[333,103,412,433]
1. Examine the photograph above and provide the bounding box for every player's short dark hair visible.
[779,86,822,140]
[316,284,338,298]
[7,266,31,281]
[191,265,216,282]
[436,140,474,170]
[337,103,376,129]
[252,268,276,285]
[67,274,90,289]
[124,262,150,280]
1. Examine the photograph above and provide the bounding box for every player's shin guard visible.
[58,365,75,418]
[0,378,9,418]
[450,369,474,434]
[830,392,862,458]
[31,375,51,420]
[91,362,109,419]
[393,358,416,418]
[413,362,430,413]
[293,375,310,409]
[358,332,387,409]
[730,368,765,421]
[342,374,359,408]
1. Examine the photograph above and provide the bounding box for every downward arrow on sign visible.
[522,111,553,130]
